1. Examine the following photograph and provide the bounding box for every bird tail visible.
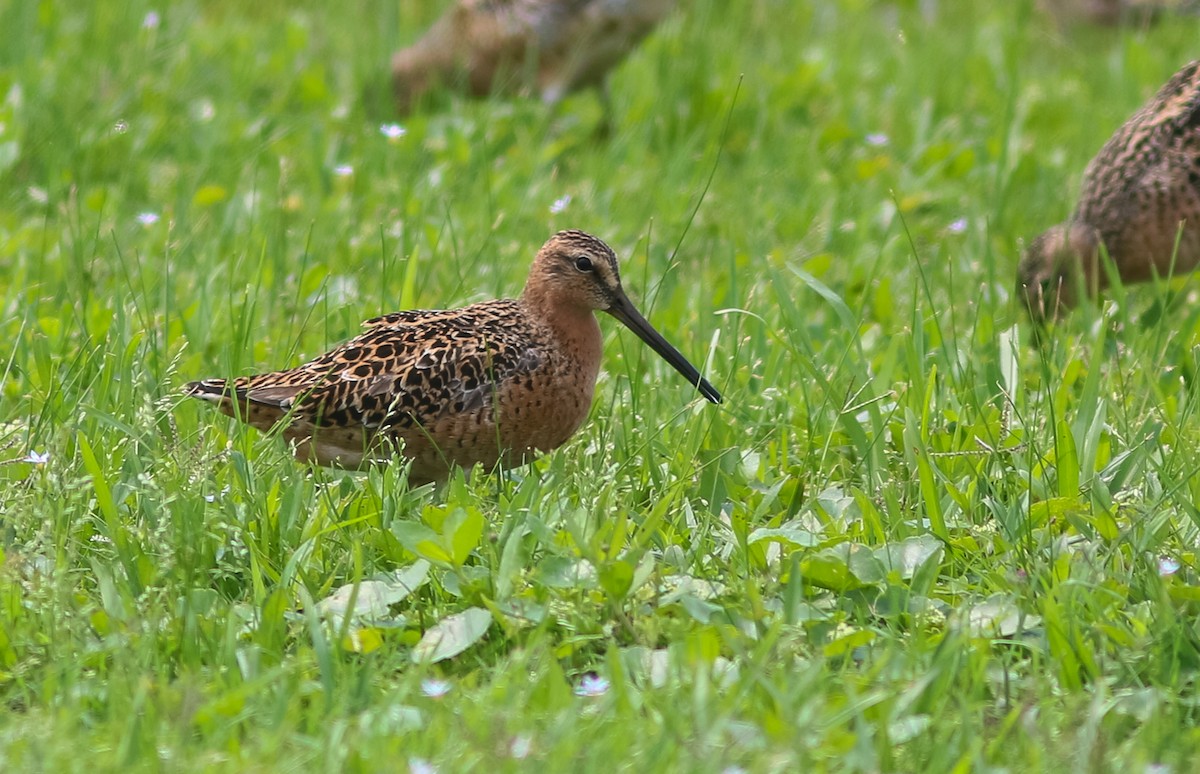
[184,378,297,430]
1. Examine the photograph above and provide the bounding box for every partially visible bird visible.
[1036,0,1196,26]
[185,230,721,483]
[390,0,677,114]
[1016,60,1200,321]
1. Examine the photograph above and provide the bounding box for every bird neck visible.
[521,291,602,368]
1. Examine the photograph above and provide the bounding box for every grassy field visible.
[4,0,1200,769]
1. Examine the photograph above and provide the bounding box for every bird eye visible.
[574,255,594,272]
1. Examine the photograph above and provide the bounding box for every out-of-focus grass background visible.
[4,0,1200,769]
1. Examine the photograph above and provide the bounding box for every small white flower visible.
[136,212,160,226]
[27,187,48,204]
[420,678,451,698]
[509,734,533,760]
[409,758,436,774]
[334,164,354,177]
[380,123,407,140]
[1159,557,1181,577]
[549,195,572,214]
[142,11,160,29]
[865,132,889,147]
[574,673,609,697]
[113,120,129,134]
[23,450,49,465]
[947,218,968,234]
[192,99,215,122]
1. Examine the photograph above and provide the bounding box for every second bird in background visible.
[1017,59,1200,321]
[390,0,678,114]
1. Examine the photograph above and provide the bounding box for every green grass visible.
[4,0,1200,769]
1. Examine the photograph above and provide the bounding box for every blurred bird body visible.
[186,230,720,483]
[1017,60,1200,320]
[1037,0,1198,26]
[390,0,677,112]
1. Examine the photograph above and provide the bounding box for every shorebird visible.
[1016,60,1200,321]
[185,230,721,483]
[390,0,677,114]
[1037,0,1197,26]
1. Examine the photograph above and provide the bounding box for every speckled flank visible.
[390,0,677,112]
[1017,60,1200,320]
[185,230,721,483]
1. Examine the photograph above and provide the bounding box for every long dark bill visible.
[607,293,722,404]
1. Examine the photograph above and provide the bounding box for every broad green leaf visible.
[77,433,118,525]
[392,522,453,565]
[875,535,943,580]
[316,561,430,621]
[962,596,1041,638]
[679,595,724,624]
[342,627,383,654]
[538,557,597,589]
[823,627,875,658]
[447,507,486,566]
[412,607,492,663]
[1055,418,1080,498]
[748,524,821,547]
[801,549,864,592]
[847,544,886,583]
[599,560,634,601]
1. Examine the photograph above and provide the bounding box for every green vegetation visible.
[4,0,1200,769]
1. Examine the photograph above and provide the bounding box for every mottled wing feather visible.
[1150,61,1200,132]
[362,309,462,330]
[235,299,546,434]
[1078,61,1200,223]
[235,383,303,403]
